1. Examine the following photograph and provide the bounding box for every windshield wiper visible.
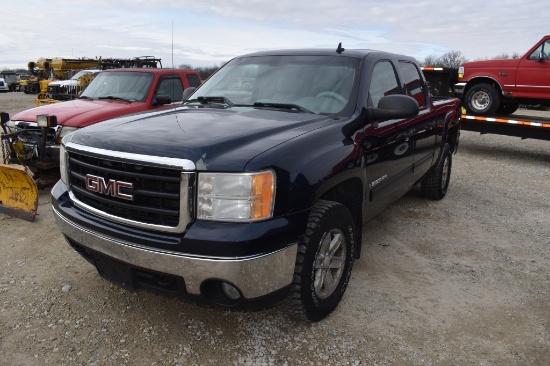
[98,96,132,102]
[78,95,93,100]
[185,96,234,107]
[253,102,313,114]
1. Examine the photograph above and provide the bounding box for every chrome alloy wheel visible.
[313,228,347,299]
[471,90,490,111]
[441,153,450,191]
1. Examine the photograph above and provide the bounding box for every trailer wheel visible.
[464,83,500,115]
[286,200,355,322]
[421,143,452,200]
[496,102,519,115]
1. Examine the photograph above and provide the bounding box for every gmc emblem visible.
[85,174,134,201]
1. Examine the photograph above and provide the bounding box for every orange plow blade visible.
[0,163,38,221]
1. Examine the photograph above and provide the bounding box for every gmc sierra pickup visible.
[52,46,461,321]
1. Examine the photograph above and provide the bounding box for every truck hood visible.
[11,99,149,128]
[48,79,77,87]
[462,58,521,69]
[68,106,335,171]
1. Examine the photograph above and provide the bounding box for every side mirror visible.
[538,51,546,62]
[367,94,420,124]
[181,87,197,102]
[0,112,10,133]
[154,94,172,106]
[0,111,9,125]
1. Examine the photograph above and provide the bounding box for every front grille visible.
[47,84,59,94]
[47,84,79,100]
[67,147,193,232]
[11,123,57,145]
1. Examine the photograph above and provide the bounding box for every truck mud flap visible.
[0,164,38,221]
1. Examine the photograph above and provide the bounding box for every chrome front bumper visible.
[453,82,466,98]
[53,206,297,299]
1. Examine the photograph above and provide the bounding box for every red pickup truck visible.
[454,35,550,115]
[3,68,202,172]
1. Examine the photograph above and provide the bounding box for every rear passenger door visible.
[398,61,437,179]
[363,60,415,218]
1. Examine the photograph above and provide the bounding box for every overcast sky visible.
[1,0,548,70]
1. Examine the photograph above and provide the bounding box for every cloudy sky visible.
[1,0,548,70]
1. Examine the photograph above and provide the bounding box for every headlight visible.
[4,120,16,133]
[59,142,68,184]
[458,66,464,79]
[36,114,57,128]
[56,126,78,144]
[197,171,275,221]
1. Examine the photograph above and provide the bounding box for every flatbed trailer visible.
[461,113,550,141]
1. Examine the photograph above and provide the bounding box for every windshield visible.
[81,71,154,102]
[70,70,98,80]
[188,55,359,115]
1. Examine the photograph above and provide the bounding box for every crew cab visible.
[52,47,461,321]
[3,68,202,171]
[454,35,550,115]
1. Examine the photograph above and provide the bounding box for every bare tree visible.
[178,64,194,70]
[421,55,441,67]
[421,50,468,68]
[493,52,522,59]
[438,50,468,69]
[178,63,223,80]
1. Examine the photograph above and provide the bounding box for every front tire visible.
[464,83,500,115]
[286,200,355,322]
[421,143,452,200]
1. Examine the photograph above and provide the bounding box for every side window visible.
[156,77,184,102]
[186,74,202,88]
[544,40,550,60]
[368,61,400,107]
[399,61,427,109]
[528,40,550,60]
[528,44,543,60]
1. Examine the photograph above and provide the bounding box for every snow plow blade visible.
[0,164,38,221]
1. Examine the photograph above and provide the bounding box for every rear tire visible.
[421,143,452,200]
[496,102,519,115]
[286,200,355,322]
[464,83,500,115]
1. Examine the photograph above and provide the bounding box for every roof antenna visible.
[336,42,345,54]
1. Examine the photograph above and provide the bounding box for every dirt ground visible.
[1,92,549,365]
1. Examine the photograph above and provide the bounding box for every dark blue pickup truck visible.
[52,46,461,321]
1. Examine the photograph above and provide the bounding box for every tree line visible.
[421,50,522,69]
[177,64,223,80]
[3,51,523,76]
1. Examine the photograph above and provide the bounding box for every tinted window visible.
[189,55,360,115]
[186,74,202,87]
[82,71,154,102]
[156,77,184,102]
[399,61,427,108]
[528,39,550,60]
[368,61,399,107]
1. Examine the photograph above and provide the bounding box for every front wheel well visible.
[464,78,503,98]
[319,177,363,258]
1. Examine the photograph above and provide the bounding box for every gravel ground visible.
[1,92,549,365]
